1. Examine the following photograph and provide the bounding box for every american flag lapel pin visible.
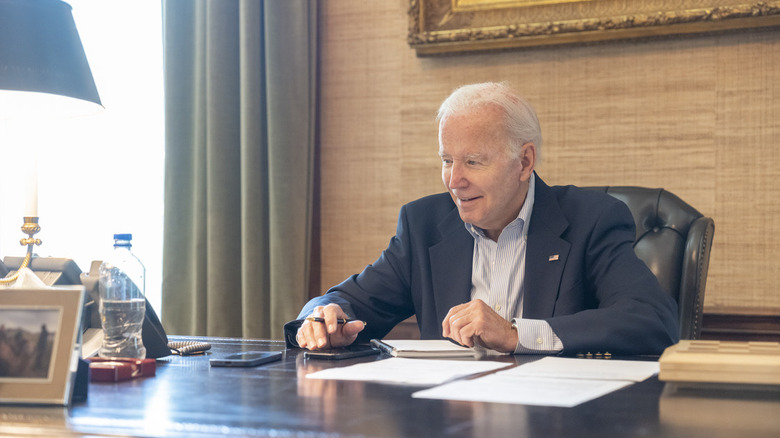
[548,254,559,262]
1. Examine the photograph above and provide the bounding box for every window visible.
[0,1,165,315]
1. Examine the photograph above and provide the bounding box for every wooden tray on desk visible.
[659,340,780,387]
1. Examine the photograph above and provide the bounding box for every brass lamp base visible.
[0,216,42,285]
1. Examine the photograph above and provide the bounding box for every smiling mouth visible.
[458,196,481,204]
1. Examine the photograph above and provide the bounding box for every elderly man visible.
[286,82,678,356]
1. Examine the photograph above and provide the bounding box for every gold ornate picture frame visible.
[408,0,780,55]
[0,287,85,405]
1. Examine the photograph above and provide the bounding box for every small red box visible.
[88,358,156,382]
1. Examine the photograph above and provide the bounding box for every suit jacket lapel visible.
[524,175,571,319]
[429,208,473,325]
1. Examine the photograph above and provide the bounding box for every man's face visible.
[438,105,534,241]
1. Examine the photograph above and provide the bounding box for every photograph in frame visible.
[0,286,85,405]
[0,307,60,380]
[408,0,780,55]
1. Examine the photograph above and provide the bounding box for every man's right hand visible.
[295,303,365,350]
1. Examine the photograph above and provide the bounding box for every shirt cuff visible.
[512,318,564,354]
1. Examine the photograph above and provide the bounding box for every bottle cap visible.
[113,233,133,241]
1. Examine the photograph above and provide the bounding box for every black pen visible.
[445,337,467,348]
[305,316,365,325]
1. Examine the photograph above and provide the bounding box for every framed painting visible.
[408,0,780,55]
[0,286,85,405]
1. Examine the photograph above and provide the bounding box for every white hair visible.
[436,82,542,161]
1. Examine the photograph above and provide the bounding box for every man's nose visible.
[447,163,466,189]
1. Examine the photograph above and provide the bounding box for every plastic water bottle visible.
[98,233,146,359]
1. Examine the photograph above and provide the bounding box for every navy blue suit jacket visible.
[288,175,679,355]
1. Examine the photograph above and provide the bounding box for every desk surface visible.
[1,336,779,438]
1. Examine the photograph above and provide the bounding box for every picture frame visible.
[0,286,85,405]
[408,0,780,55]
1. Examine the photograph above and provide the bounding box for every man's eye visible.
[466,160,480,166]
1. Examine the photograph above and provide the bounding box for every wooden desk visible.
[1,336,778,437]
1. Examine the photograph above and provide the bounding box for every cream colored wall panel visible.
[317,2,406,291]
[710,33,780,313]
[318,0,780,314]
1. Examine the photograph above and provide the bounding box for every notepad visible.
[370,339,478,358]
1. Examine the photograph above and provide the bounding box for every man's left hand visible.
[442,299,517,353]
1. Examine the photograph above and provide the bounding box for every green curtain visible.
[161,0,316,339]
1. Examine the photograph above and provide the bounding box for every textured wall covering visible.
[317,0,780,315]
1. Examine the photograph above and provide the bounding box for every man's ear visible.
[519,142,536,181]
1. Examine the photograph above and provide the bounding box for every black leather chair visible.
[585,186,715,340]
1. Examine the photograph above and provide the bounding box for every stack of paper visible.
[305,341,661,408]
[305,357,510,386]
[412,357,659,408]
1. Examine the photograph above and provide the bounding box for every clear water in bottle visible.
[99,298,146,358]
[98,233,147,359]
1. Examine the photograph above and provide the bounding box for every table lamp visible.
[0,0,102,284]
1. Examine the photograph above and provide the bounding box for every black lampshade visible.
[0,0,101,106]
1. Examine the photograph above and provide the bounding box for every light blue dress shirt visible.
[466,174,564,354]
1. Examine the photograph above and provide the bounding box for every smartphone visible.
[303,345,380,360]
[209,350,284,367]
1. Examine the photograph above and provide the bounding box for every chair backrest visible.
[584,187,715,340]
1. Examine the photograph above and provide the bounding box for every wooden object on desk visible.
[659,340,780,386]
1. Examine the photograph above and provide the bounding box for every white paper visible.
[305,357,510,386]
[502,356,659,382]
[413,374,633,407]
[413,357,659,407]
[380,339,474,354]
[372,339,482,357]
[0,267,47,289]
